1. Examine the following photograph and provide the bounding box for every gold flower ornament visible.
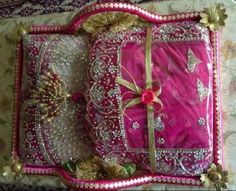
[82,12,148,34]
[200,5,228,31]
[201,163,229,191]
[74,156,136,180]
[11,21,32,42]
[31,68,70,122]
[2,157,24,181]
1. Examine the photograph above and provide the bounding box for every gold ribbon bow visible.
[116,26,162,173]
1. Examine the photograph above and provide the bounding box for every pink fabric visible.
[86,23,213,176]
[121,41,213,149]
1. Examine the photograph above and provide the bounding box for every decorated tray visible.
[4,2,229,191]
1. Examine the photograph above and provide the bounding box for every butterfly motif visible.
[197,79,209,102]
[187,49,202,73]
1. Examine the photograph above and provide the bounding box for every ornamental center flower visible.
[141,89,155,105]
[209,13,220,23]
[209,171,222,182]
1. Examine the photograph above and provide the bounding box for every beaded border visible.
[28,2,200,34]
[12,2,223,190]
[23,166,201,190]
[211,31,223,165]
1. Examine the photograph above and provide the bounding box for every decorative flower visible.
[31,68,70,122]
[76,156,104,180]
[74,156,136,180]
[2,156,24,181]
[141,89,155,105]
[200,163,229,191]
[10,21,31,42]
[103,163,129,179]
[200,5,228,31]
[82,12,147,34]
[31,68,85,122]
[17,21,31,36]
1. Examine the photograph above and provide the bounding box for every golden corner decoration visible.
[200,163,230,191]
[200,4,228,31]
[82,12,148,34]
[2,156,24,181]
[62,156,136,181]
[11,21,32,42]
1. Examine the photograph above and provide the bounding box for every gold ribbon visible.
[116,26,162,173]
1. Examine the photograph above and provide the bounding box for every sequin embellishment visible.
[154,113,167,132]
[198,117,206,126]
[90,84,105,103]
[197,79,209,102]
[132,122,140,129]
[157,138,165,144]
[187,49,201,73]
[90,59,107,80]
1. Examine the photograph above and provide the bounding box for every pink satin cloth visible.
[121,42,213,149]
[86,22,213,176]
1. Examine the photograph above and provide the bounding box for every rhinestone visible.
[198,117,206,126]
[132,122,140,129]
